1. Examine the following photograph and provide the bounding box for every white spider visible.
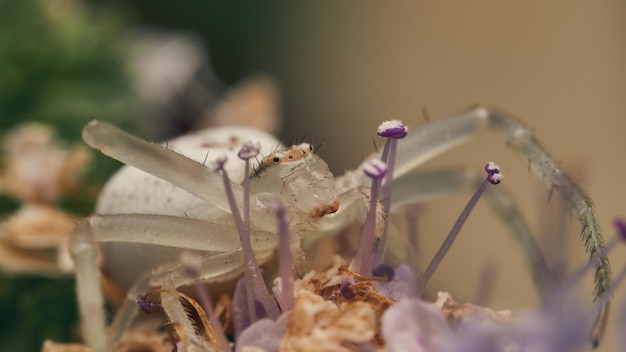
[69,105,610,351]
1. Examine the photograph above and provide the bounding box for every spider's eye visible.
[273,156,280,164]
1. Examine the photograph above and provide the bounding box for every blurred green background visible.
[2,1,626,351]
[0,1,131,350]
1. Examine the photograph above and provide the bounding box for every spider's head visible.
[251,143,339,219]
[259,143,314,169]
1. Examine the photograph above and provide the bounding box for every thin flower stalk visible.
[352,159,387,276]
[238,142,260,230]
[271,199,294,312]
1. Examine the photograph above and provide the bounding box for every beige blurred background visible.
[264,2,626,350]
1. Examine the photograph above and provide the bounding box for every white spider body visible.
[94,125,353,290]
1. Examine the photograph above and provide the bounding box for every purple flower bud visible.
[211,155,228,172]
[488,172,504,185]
[238,141,261,160]
[340,281,355,300]
[377,120,408,138]
[363,159,387,179]
[484,161,500,174]
[137,295,157,315]
[614,218,626,242]
[484,162,504,184]
[372,263,395,282]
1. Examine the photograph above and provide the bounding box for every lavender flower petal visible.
[236,312,291,352]
[382,298,454,352]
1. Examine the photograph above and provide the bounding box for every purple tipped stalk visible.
[271,199,294,312]
[421,162,504,289]
[213,155,279,322]
[181,252,232,352]
[353,159,387,276]
[372,120,408,268]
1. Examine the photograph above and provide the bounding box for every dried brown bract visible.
[281,290,378,352]
[435,291,517,329]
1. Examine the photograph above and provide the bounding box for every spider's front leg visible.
[385,106,610,344]
[82,120,278,234]
[485,106,609,343]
